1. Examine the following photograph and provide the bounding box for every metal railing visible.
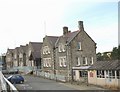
[34,70,67,82]
[0,71,18,92]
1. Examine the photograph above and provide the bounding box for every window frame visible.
[106,70,115,79]
[83,57,87,65]
[97,70,105,78]
[90,57,94,65]
[79,71,88,77]
[78,42,82,50]
[59,56,67,67]
[76,57,80,66]
[43,46,50,55]
[58,43,66,52]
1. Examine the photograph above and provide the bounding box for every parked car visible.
[7,75,24,84]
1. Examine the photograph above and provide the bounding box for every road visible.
[15,75,77,90]
[14,75,106,91]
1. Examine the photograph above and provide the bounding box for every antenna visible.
[44,20,46,36]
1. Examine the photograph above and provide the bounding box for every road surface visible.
[15,75,106,91]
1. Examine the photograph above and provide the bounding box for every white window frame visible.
[48,58,51,67]
[78,42,81,50]
[43,58,51,67]
[63,56,67,67]
[90,57,94,65]
[59,56,66,67]
[59,43,65,52]
[77,57,81,66]
[85,57,87,65]
[59,57,62,67]
[59,43,62,52]
[43,46,50,55]
[83,57,87,65]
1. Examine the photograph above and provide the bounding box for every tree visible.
[118,45,120,60]
[96,52,103,61]
[102,52,111,61]
[111,47,118,60]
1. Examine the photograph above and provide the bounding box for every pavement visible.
[61,82,107,90]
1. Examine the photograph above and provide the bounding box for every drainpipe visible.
[53,47,56,79]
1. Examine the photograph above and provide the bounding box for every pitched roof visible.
[19,45,28,54]
[30,42,43,52]
[7,49,14,54]
[47,36,59,46]
[89,60,120,70]
[14,47,20,54]
[57,30,80,45]
[65,30,80,44]
[31,52,41,60]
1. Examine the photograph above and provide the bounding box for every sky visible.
[0,0,119,54]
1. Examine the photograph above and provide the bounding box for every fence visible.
[34,70,67,82]
[0,71,18,92]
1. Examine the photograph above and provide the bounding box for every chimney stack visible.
[78,21,84,31]
[63,26,68,35]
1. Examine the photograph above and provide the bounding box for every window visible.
[63,57,67,67]
[59,43,66,52]
[76,57,80,66]
[90,57,93,65]
[43,58,51,67]
[83,57,87,65]
[77,42,81,50]
[79,71,87,77]
[59,56,67,67]
[48,58,51,67]
[116,70,120,79]
[106,70,115,79]
[97,70,104,78]
[43,46,50,54]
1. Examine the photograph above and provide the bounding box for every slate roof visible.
[47,36,59,46]
[30,42,43,52]
[57,30,80,45]
[30,52,41,60]
[88,60,120,70]
[20,45,27,52]
[65,30,80,44]
[29,42,43,59]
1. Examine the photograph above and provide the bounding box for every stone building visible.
[18,45,28,67]
[41,36,59,73]
[55,21,96,81]
[27,42,43,69]
[13,47,20,67]
[41,21,97,81]
[6,49,14,69]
